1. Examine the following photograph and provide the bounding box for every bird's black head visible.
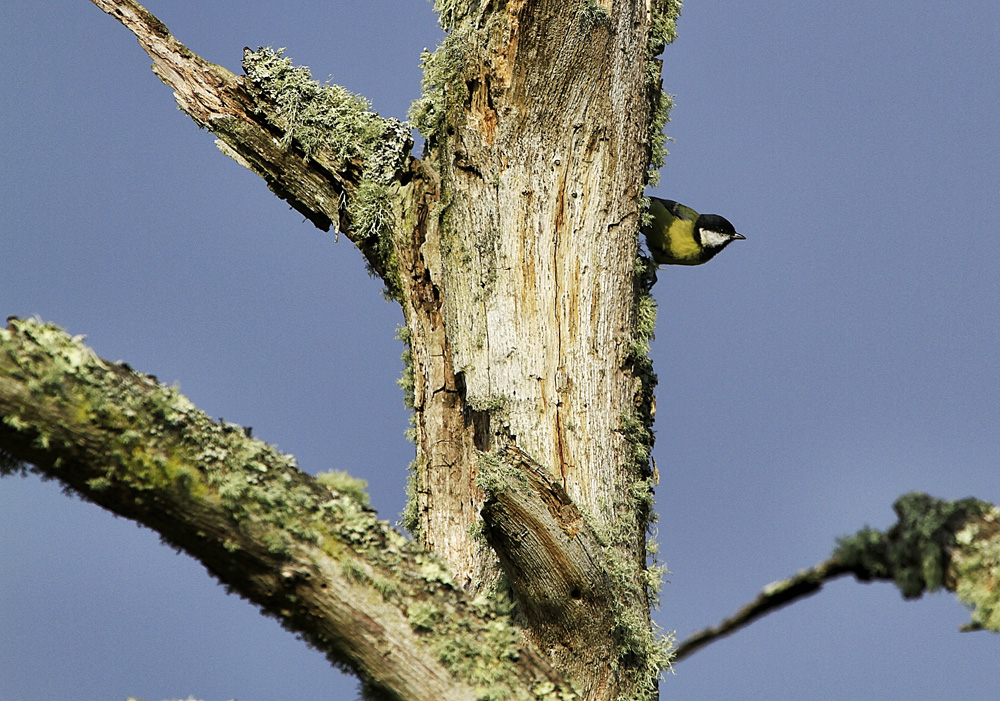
[696,213,745,255]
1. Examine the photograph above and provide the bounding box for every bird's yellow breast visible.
[664,218,702,262]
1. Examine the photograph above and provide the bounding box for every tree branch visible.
[482,448,615,621]
[672,558,852,662]
[674,492,1000,662]
[87,0,420,286]
[0,317,573,700]
[478,447,672,695]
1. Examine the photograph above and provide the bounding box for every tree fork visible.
[20,1,681,698]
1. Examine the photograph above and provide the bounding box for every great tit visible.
[642,197,745,266]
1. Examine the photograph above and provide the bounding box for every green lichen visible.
[369,571,403,600]
[408,600,442,632]
[627,254,658,476]
[475,452,528,496]
[643,559,670,611]
[467,517,487,543]
[242,48,410,294]
[429,0,480,31]
[952,509,1000,631]
[242,47,385,163]
[645,90,674,188]
[532,682,579,701]
[582,481,672,699]
[339,557,369,585]
[645,1,682,186]
[396,325,416,411]
[409,28,470,141]
[648,0,682,56]
[631,280,658,357]
[396,322,422,537]
[400,460,424,536]
[835,492,994,599]
[469,394,509,414]
[619,414,652,476]
[395,562,557,699]
[348,179,394,241]
[594,522,673,700]
[613,607,674,700]
[316,470,371,509]
[434,617,521,699]
[1,320,208,499]
[577,0,612,28]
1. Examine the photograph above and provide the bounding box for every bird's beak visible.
[733,233,746,240]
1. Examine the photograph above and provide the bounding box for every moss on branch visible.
[0,317,575,699]
[241,48,413,296]
[835,492,1000,631]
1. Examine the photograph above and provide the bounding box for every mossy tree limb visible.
[835,492,1000,631]
[0,318,575,701]
[87,0,422,289]
[673,493,1000,662]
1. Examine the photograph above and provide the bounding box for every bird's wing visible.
[644,197,675,236]
[662,199,699,222]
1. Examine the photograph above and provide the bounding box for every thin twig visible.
[672,557,853,662]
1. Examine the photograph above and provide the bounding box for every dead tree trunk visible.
[397,3,671,695]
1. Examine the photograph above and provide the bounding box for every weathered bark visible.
[407,0,652,576]
[395,4,669,696]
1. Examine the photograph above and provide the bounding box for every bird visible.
[642,197,745,266]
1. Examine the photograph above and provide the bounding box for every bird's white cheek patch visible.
[700,229,732,249]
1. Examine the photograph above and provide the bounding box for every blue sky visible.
[3,1,999,699]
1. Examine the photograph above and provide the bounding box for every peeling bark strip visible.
[0,318,576,701]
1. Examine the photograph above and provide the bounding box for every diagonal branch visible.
[0,317,574,700]
[480,448,620,691]
[672,558,852,662]
[479,447,671,696]
[87,0,422,287]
